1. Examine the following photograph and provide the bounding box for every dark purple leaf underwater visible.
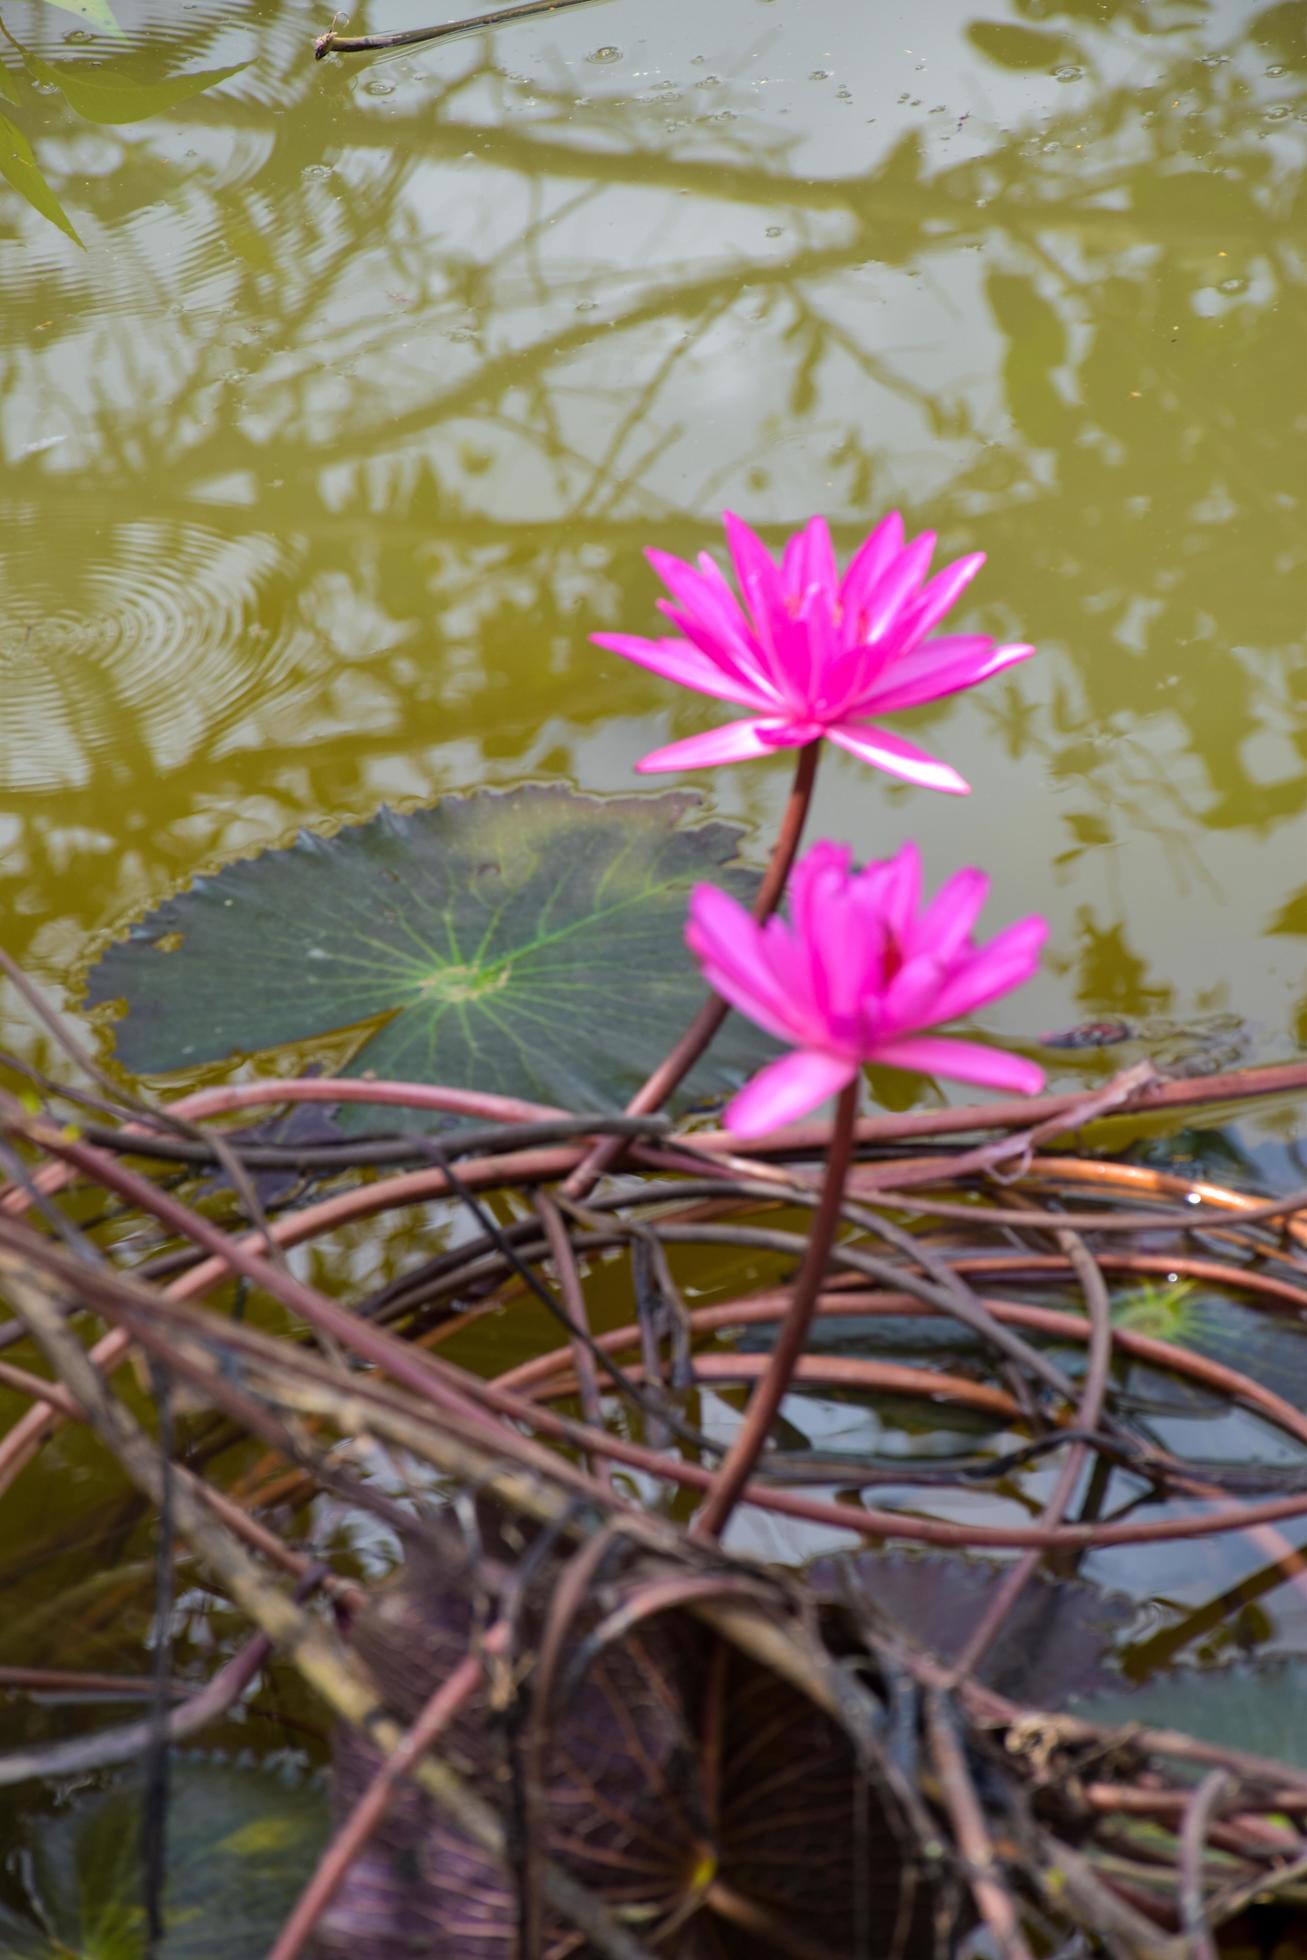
[312,1516,939,1959]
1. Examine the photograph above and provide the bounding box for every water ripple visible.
[0,511,299,793]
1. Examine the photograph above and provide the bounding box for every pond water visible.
[1,0,1306,1883]
[2,0,1304,1090]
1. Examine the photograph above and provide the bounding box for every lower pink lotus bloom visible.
[594,511,1034,793]
[687,841,1047,1137]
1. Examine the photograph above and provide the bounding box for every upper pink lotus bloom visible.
[594,511,1034,793]
[687,840,1047,1137]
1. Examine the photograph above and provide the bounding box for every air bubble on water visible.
[576,299,597,313]
[1265,64,1286,77]
[64,28,95,42]
[302,163,331,179]
[1053,66,1082,83]
[587,45,621,64]
[363,78,395,97]
[765,225,782,236]
[809,69,831,81]
[1219,275,1247,294]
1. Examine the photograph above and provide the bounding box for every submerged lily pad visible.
[1073,1659,1307,1774]
[87,786,772,1127]
[1111,1282,1307,1417]
[809,1551,1134,1707]
[0,1756,326,1957]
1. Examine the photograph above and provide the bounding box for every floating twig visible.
[315,0,611,62]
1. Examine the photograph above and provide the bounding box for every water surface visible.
[1,0,1303,1095]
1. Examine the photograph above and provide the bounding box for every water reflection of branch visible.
[2,7,1301,888]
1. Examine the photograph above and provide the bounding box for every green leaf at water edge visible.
[11,44,248,125]
[86,785,775,1129]
[40,0,125,35]
[0,105,82,243]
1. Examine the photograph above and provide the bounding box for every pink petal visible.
[686,888,800,1043]
[787,841,853,943]
[877,840,922,940]
[913,866,990,964]
[897,552,984,646]
[634,718,792,773]
[649,553,765,665]
[725,1048,860,1138]
[862,637,1035,714]
[839,512,904,624]
[863,531,936,643]
[871,1036,1045,1096]
[591,632,772,711]
[928,917,1048,1022]
[882,954,948,1033]
[723,511,785,630]
[762,599,823,709]
[782,514,838,600]
[826,721,971,795]
[654,607,783,707]
[752,913,830,1044]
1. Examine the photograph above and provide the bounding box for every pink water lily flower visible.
[594,511,1034,793]
[687,840,1047,1137]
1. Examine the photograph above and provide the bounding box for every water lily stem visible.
[561,741,820,1199]
[692,1075,859,1541]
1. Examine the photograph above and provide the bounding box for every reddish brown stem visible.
[535,1192,613,1487]
[562,741,821,1200]
[925,1690,1034,1960]
[1177,1770,1233,1959]
[693,1076,859,1540]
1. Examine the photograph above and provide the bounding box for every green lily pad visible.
[1073,1659,1307,1775]
[86,786,773,1129]
[0,1756,326,1957]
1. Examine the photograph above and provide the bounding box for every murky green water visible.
[1,0,1306,1875]
[2,0,1304,1092]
